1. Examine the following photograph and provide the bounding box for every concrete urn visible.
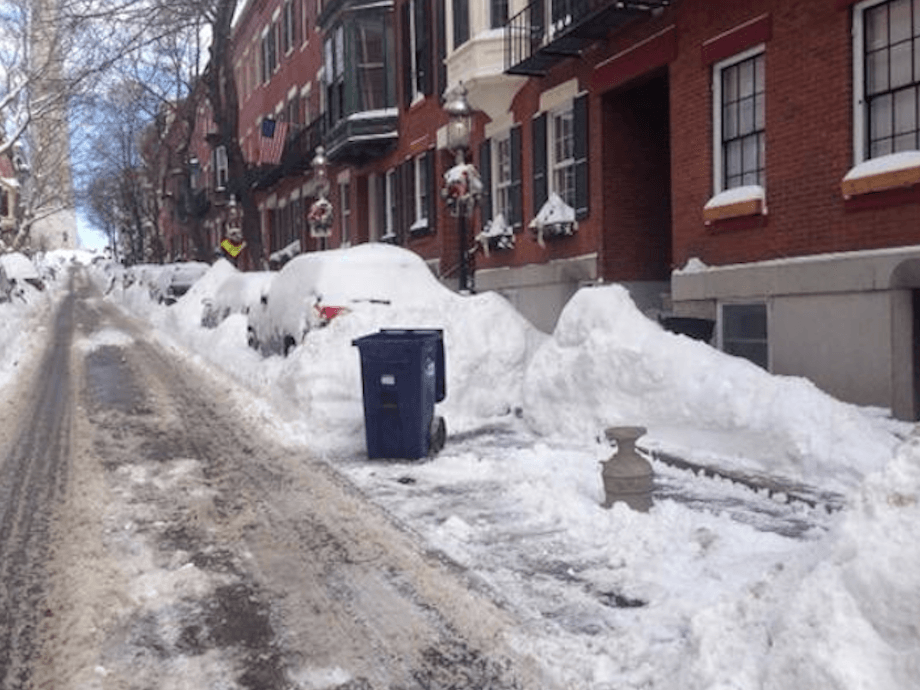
[601,426,653,512]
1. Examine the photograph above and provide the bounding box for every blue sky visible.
[76,212,109,251]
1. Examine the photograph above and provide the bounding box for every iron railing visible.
[505,0,668,75]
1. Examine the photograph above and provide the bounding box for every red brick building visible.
[476,0,920,419]
[149,0,920,419]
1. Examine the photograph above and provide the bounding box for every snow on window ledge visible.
[702,185,766,224]
[476,213,515,256]
[529,193,577,247]
[409,217,430,235]
[841,150,920,199]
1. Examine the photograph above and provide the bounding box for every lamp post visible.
[443,84,479,293]
[308,145,334,247]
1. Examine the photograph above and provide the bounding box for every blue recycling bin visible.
[352,329,446,459]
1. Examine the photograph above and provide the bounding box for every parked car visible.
[154,262,209,305]
[122,262,209,305]
[0,252,44,302]
[201,269,276,329]
[247,244,435,356]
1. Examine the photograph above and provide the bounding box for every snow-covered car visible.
[247,244,435,356]
[153,262,209,305]
[0,252,44,301]
[201,269,276,328]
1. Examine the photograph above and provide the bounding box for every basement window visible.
[720,303,769,370]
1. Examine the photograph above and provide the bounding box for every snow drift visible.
[523,285,900,490]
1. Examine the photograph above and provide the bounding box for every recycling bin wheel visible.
[429,415,446,456]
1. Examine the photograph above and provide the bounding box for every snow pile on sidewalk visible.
[524,285,901,491]
[687,431,920,689]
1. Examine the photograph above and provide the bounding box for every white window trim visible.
[851,0,913,165]
[492,130,512,223]
[383,168,397,238]
[411,154,429,230]
[283,0,295,55]
[711,44,766,195]
[409,0,423,104]
[214,145,229,190]
[548,101,575,207]
[339,180,351,246]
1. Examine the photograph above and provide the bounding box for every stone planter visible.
[601,426,653,512]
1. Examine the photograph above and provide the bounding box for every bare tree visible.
[0,0,192,252]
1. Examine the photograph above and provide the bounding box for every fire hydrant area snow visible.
[3,248,919,689]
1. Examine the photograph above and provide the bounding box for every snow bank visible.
[246,248,546,452]
[121,246,545,454]
[688,432,920,690]
[524,285,900,490]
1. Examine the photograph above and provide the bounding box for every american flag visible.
[259,118,288,165]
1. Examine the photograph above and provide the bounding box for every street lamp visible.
[442,84,480,293]
[308,145,334,244]
[444,85,473,165]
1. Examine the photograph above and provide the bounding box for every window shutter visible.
[401,3,412,107]
[402,159,415,241]
[532,113,547,215]
[425,150,437,231]
[393,165,409,244]
[436,0,447,99]
[416,0,432,96]
[510,124,522,227]
[573,93,589,220]
[479,139,492,224]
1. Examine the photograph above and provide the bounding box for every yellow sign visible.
[221,238,246,258]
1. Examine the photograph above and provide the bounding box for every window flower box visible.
[529,193,577,247]
[476,213,515,256]
[841,151,920,199]
[703,184,766,224]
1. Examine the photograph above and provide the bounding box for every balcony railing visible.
[505,0,668,76]
[285,118,326,172]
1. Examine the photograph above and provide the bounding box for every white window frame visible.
[711,44,766,194]
[384,168,397,238]
[852,0,920,164]
[548,102,575,208]
[339,180,351,246]
[408,0,423,104]
[261,27,271,83]
[412,154,429,231]
[283,0,295,54]
[214,145,229,190]
[493,131,513,222]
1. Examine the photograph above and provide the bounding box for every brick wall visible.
[666,0,920,269]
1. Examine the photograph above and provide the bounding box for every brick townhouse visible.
[461,0,920,420]
[152,0,920,420]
